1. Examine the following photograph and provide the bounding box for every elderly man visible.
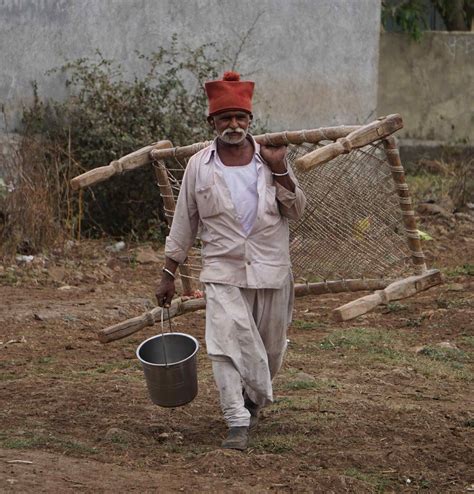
[156,71,306,451]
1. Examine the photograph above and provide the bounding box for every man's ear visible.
[207,116,215,129]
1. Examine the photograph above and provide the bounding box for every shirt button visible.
[247,261,251,265]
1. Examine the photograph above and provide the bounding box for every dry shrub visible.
[24,45,223,240]
[0,136,78,258]
[0,41,227,257]
[449,157,474,210]
[408,157,474,211]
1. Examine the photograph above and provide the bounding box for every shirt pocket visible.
[196,184,222,219]
[265,185,280,216]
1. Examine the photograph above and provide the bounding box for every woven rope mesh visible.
[288,142,411,281]
[156,138,412,285]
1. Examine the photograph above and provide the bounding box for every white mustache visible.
[222,127,245,136]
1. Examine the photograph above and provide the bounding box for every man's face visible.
[209,111,252,145]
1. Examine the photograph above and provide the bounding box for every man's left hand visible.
[260,144,288,174]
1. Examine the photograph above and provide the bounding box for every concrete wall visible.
[0,0,381,134]
[378,32,474,143]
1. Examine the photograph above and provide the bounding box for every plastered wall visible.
[0,0,381,134]
[378,32,474,143]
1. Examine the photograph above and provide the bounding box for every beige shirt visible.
[165,135,306,289]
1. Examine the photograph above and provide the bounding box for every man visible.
[156,71,306,451]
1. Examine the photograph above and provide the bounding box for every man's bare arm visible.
[155,256,180,307]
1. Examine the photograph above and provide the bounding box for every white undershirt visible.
[215,153,258,235]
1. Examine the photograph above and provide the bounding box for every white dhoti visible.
[205,273,294,427]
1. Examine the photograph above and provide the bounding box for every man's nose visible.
[229,117,239,128]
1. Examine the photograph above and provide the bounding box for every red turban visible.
[205,71,254,116]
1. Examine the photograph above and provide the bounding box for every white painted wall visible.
[0,0,381,133]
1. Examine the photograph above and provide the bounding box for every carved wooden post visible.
[294,114,403,171]
[152,160,194,295]
[383,136,427,274]
[70,140,173,190]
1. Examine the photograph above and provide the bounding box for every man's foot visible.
[221,426,249,451]
[248,414,259,431]
[244,395,260,431]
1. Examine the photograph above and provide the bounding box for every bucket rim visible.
[136,332,199,367]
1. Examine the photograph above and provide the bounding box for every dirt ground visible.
[1,214,473,493]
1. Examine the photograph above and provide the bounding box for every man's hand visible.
[260,144,295,192]
[155,275,175,307]
[259,144,288,174]
[157,257,179,307]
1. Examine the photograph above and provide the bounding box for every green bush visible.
[19,39,223,240]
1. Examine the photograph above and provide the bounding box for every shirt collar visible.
[203,134,264,164]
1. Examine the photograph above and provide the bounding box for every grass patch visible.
[302,327,411,369]
[444,263,474,277]
[413,344,472,381]
[292,319,326,331]
[0,271,18,285]
[414,357,472,381]
[251,434,298,454]
[319,327,473,381]
[319,327,397,352]
[417,346,470,363]
[385,302,408,313]
[288,341,326,356]
[269,397,294,413]
[459,335,474,348]
[0,371,19,381]
[37,356,53,365]
[344,467,392,493]
[0,431,98,456]
[269,396,318,413]
[284,380,320,391]
[406,317,424,327]
[281,371,340,392]
[436,297,472,309]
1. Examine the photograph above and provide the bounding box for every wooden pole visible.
[70,126,361,191]
[149,126,362,162]
[293,278,391,297]
[98,278,392,344]
[294,114,403,172]
[383,136,427,274]
[333,269,441,321]
[152,160,194,295]
[98,297,206,344]
[70,140,173,190]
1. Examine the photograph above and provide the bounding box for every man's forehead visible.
[214,111,250,119]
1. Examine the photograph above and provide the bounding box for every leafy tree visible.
[432,0,473,31]
[382,0,473,40]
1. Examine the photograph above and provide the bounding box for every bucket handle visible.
[159,306,174,368]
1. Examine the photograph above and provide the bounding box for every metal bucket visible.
[136,333,199,408]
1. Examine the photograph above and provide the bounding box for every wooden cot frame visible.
[70,114,442,344]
